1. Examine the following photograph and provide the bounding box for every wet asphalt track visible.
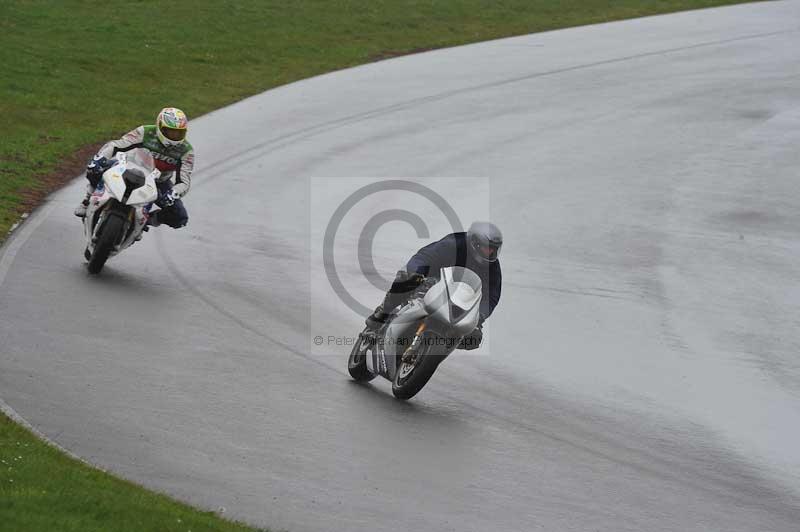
[2,2,800,531]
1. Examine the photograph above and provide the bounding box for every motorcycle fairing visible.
[371,266,483,380]
[371,300,427,379]
[82,148,161,259]
[422,267,482,337]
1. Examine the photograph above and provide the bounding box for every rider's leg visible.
[150,182,188,228]
[74,184,94,218]
[365,270,425,330]
[75,158,110,218]
[156,200,188,229]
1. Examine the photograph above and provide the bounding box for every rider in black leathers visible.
[365,221,502,350]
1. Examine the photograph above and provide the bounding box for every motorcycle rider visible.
[74,107,194,229]
[365,221,502,350]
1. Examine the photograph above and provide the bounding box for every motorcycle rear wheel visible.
[347,329,377,382]
[87,214,125,274]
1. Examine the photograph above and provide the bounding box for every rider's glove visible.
[458,322,483,351]
[86,155,111,186]
[409,272,426,286]
[157,189,179,208]
[388,271,426,296]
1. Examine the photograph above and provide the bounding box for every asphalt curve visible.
[2,3,800,531]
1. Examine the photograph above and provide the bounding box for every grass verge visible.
[0,0,758,530]
[0,412,264,532]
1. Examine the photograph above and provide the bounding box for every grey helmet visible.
[466,221,503,265]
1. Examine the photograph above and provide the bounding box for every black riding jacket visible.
[405,232,502,320]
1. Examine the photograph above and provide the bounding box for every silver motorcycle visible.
[348,266,482,400]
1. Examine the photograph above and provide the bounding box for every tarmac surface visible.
[2,2,800,530]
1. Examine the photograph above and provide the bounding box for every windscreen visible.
[125,147,156,174]
[442,266,482,311]
[119,148,157,185]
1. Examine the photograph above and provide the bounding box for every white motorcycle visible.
[348,266,482,400]
[82,149,161,274]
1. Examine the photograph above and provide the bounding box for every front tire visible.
[348,329,376,382]
[87,214,125,274]
[391,339,445,400]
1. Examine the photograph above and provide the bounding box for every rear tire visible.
[391,341,444,400]
[87,214,125,274]
[348,329,376,382]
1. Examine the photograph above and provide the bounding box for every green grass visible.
[0,412,264,532]
[0,0,758,530]
[0,0,758,237]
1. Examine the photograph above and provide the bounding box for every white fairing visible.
[102,150,159,206]
[103,164,128,201]
[127,177,158,205]
[82,148,161,260]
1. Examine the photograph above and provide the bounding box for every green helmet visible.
[156,107,188,147]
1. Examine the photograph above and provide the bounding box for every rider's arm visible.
[405,234,458,277]
[96,126,145,159]
[479,262,502,320]
[171,148,194,198]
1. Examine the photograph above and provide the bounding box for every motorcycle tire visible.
[87,214,125,274]
[391,341,444,400]
[347,329,377,382]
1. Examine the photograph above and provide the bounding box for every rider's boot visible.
[365,304,391,331]
[133,226,149,243]
[366,287,407,330]
[365,271,425,331]
[73,185,93,218]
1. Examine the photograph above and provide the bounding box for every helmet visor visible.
[477,244,499,261]
[160,125,186,142]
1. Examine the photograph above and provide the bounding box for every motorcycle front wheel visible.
[347,329,376,382]
[87,213,125,274]
[391,337,445,400]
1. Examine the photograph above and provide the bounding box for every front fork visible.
[401,321,427,364]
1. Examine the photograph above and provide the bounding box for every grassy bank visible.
[1,0,757,237]
[0,412,263,532]
[0,0,756,530]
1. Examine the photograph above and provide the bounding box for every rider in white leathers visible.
[74,107,194,229]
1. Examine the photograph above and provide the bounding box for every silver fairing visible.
[371,266,482,380]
